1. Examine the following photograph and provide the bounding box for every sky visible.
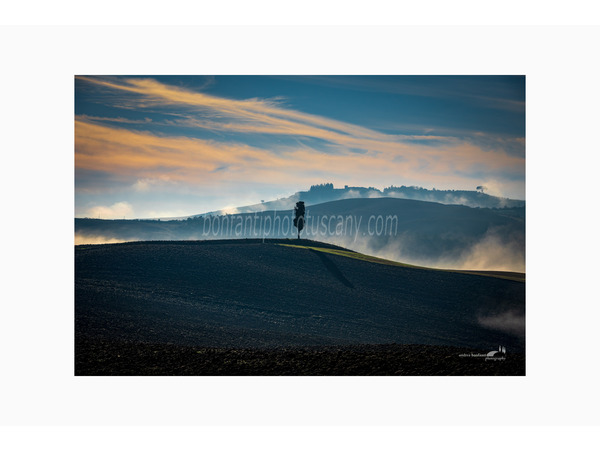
[75,75,525,219]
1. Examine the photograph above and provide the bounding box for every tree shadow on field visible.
[309,249,354,289]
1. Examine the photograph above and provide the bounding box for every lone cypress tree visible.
[293,201,305,239]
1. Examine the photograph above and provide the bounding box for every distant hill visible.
[187,183,524,218]
[75,240,525,356]
[76,197,525,272]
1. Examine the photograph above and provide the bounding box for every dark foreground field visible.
[76,338,524,376]
[75,239,525,375]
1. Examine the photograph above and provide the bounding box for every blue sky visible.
[75,75,525,218]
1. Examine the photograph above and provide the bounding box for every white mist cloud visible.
[340,189,362,199]
[478,310,525,338]
[133,176,175,192]
[220,206,241,215]
[476,179,515,200]
[455,228,525,272]
[312,226,524,273]
[74,234,129,245]
[86,201,134,219]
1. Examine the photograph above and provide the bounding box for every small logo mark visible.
[485,345,506,361]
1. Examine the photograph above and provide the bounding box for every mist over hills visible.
[191,183,525,218]
[76,197,525,272]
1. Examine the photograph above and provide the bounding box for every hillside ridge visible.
[76,239,525,352]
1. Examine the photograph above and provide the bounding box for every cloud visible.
[310,221,524,273]
[453,227,525,272]
[78,114,153,124]
[473,179,510,199]
[75,116,523,199]
[75,77,524,181]
[133,176,175,192]
[85,201,134,219]
[478,310,525,338]
[74,234,128,245]
[76,76,390,142]
[272,76,525,114]
[75,76,526,212]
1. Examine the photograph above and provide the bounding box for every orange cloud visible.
[75,76,524,198]
[76,76,443,157]
[77,76,523,169]
[76,116,523,198]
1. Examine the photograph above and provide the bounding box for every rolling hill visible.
[75,239,525,375]
[188,184,526,218]
[75,197,525,272]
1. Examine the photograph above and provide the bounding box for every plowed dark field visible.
[75,239,525,375]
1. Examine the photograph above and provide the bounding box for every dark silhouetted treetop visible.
[293,201,305,239]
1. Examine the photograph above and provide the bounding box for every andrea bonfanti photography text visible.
[459,346,507,361]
